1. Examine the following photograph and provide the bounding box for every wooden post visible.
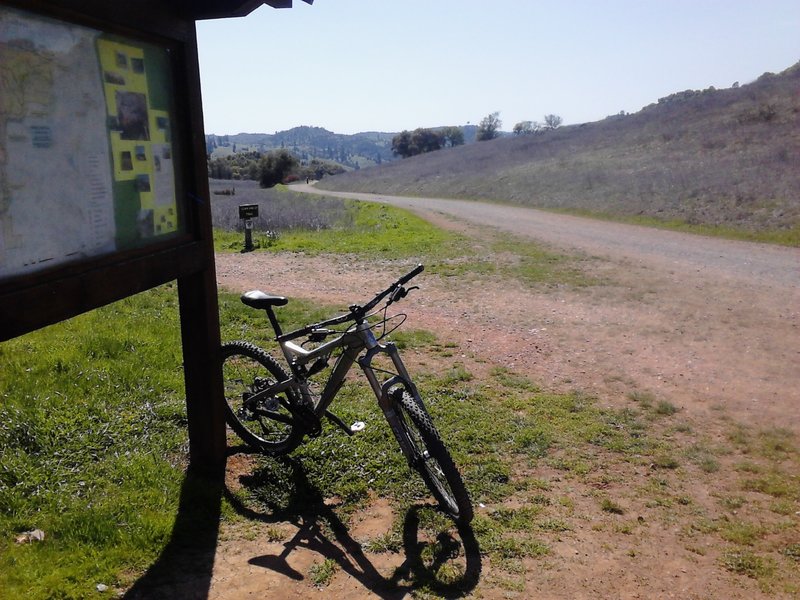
[178,270,227,470]
[177,20,227,470]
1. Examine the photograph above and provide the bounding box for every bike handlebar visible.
[278,264,424,341]
[360,263,423,315]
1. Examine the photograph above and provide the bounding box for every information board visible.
[0,6,182,280]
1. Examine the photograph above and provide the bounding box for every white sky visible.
[196,0,800,135]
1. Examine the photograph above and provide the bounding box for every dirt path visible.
[208,195,799,599]
[292,183,800,288]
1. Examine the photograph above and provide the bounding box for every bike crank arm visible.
[324,410,356,436]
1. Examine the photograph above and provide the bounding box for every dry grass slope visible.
[320,62,800,236]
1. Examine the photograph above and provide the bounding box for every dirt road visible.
[285,183,800,430]
[293,183,800,288]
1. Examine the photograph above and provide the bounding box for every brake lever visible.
[389,285,419,304]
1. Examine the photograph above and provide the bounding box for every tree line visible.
[392,112,564,158]
[208,149,345,188]
[391,126,465,158]
[213,112,567,179]
[477,112,564,140]
[512,114,563,135]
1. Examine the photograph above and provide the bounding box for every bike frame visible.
[248,318,420,437]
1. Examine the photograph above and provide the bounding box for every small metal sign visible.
[238,204,259,219]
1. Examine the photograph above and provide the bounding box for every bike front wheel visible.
[390,390,473,523]
[221,341,304,455]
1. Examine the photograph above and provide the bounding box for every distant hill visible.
[318,62,800,239]
[205,124,486,172]
[206,126,396,170]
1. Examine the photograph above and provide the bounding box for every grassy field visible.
[210,181,463,258]
[3,286,799,597]
[2,199,799,597]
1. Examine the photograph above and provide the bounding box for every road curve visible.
[292,183,800,289]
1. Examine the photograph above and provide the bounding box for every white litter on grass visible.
[14,529,45,544]
[350,421,366,432]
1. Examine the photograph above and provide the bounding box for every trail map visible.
[0,7,180,279]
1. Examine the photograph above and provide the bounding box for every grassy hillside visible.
[318,62,800,240]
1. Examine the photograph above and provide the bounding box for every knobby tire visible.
[221,341,304,455]
[392,390,473,523]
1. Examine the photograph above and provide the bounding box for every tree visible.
[392,128,447,158]
[543,114,563,130]
[440,126,465,147]
[411,128,443,154]
[513,120,541,135]
[208,157,233,179]
[295,158,345,181]
[476,112,502,141]
[259,149,298,188]
[391,130,413,158]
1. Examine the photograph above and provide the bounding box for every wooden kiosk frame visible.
[0,0,311,469]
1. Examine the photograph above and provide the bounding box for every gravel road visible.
[293,184,800,290]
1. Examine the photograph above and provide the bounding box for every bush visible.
[259,149,298,188]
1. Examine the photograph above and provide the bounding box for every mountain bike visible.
[221,265,473,522]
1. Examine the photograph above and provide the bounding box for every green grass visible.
[0,284,188,598]
[600,498,625,515]
[215,193,597,293]
[214,197,464,259]
[0,274,670,595]
[720,549,776,579]
[309,558,338,587]
[489,236,597,287]
[654,400,680,416]
[2,283,799,595]
[719,520,767,546]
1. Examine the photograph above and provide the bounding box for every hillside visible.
[318,62,800,237]
[206,126,395,170]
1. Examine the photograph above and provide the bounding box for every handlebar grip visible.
[397,264,424,286]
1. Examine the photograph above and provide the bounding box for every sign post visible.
[238,203,259,252]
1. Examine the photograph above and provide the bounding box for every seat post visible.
[265,307,283,339]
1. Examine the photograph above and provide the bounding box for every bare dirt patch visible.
[207,212,799,598]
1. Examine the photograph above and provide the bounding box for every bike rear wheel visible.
[390,390,473,523]
[221,341,304,455]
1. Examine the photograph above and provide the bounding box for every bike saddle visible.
[240,290,288,309]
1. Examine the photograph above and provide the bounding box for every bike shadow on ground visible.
[225,452,482,599]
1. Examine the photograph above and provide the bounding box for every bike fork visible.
[359,342,419,458]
